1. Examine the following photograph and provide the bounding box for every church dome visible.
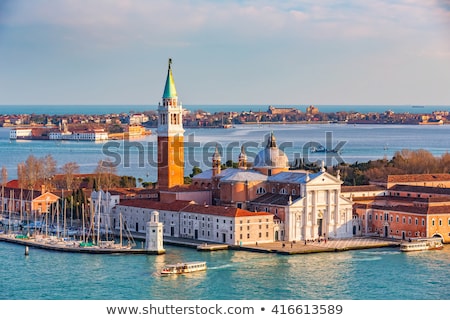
[253,132,289,168]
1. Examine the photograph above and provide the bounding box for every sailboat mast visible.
[96,191,101,245]
[82,203,85,243]
[63,198,67,238]
[56,202,60,238]
[119,212,123,247]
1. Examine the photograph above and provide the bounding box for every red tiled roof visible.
[370,204,428,214]
[159,185,205,192]
[341,185,385,193]
[183,204,272,217]
[387,174,450,183]
[116,199,193,211]
[115,199,272,218]
[389,184,450,195]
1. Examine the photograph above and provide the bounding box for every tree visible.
[1,166,7,211]
[189,166,203,178]
[61,162,80,190]
[16,154,57,191]
[94,159,117,190]
[42,154,57,190]
[1,166,7,186]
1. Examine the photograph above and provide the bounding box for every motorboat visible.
[400,238,444,252]
[161,261,207,275]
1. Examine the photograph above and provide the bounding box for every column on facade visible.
[310,190,317,238]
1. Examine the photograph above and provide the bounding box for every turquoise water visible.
[0,241,449,300]
[1,111,450,301]
[2,123,450,182]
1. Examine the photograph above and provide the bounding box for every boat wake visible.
[208,264,233,270]
[360,250,401,256]
[351,256,382,262]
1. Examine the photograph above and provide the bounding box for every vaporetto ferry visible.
[160,261,207,275]
[399,237,444,252]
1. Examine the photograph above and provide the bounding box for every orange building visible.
[350,183,450,243]
[1,186,60,216]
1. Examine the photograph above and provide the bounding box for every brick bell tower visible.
[157,59,185,189]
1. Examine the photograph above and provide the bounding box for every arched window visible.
[256,187,266,194]
[280,188,287,195]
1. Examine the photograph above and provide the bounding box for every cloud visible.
[2,0,448,49]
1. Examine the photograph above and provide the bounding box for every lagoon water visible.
[1,109,450,300]
[0,241,449,300]
[1,122,450,182]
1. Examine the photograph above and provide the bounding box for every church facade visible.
[192,133,354,241]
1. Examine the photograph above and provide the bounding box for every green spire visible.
[163,58,177,99]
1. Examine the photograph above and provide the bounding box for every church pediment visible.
[306,172,342,186]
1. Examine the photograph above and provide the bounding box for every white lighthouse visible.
[145,210,165,254]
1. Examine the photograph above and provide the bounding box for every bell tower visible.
[157,59,185,189]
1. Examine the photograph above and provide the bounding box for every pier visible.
[0,234,163,255]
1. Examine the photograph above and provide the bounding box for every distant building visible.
[11,127,108,141]
[306,105,319,115]
[128,113,149,125]
[267,105,298,115]
[9,128,32,139]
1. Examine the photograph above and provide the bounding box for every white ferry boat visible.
[161,261,207,275]
[400,238,444,252]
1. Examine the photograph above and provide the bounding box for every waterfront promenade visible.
[164,235,401,255]
[237,237,400,254]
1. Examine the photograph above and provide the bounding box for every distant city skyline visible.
[0,0,449,106]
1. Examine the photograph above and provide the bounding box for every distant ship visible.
[412,105,425,108]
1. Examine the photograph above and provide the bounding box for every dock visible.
[1,232,401,256]
[0,234,164,255]
[196,243,229,251]
[231,237,401,255]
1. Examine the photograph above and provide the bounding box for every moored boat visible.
[400,238,444,252]
[161,261,207,275]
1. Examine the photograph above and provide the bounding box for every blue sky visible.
[0,0,449,106]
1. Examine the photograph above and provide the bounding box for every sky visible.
[0,0,449,106]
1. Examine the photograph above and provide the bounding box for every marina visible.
[0,233,158,254]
